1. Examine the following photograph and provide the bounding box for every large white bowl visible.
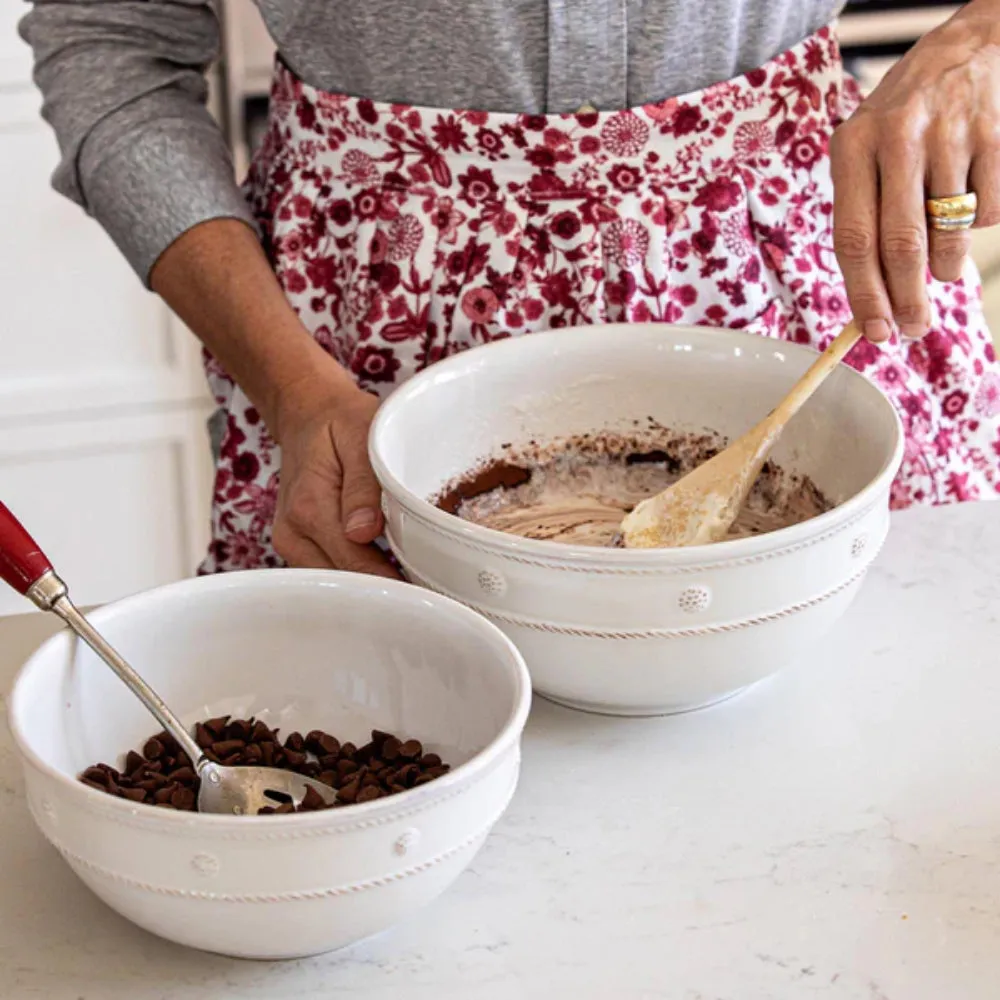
[370,324,903,716]
[8,570,531,959]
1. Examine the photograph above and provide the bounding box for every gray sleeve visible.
[19,0,255,284]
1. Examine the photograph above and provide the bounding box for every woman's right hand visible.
[149,219,399,579]
[270,375,399,578]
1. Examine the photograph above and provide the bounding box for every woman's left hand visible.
[831,0,1000,343]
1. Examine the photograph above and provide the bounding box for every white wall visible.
[0,20,214,616]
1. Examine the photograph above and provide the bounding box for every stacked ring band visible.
[926,192,978,232]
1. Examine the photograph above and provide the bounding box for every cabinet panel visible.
[0,105,169,374]
[0,407,214,616]
[0,4,31,90]
[0,90,210,419]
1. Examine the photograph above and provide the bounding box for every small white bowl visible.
[9,570,531,959]
[370,324,903,716]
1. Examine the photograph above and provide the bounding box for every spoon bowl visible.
[620,322,864,548]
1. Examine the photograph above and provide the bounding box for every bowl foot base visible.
[536,681,760,718]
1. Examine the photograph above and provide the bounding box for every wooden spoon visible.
[619,321,864,549]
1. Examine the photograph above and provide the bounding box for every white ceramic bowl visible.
[9,570,531,959]
[370,323,903,716]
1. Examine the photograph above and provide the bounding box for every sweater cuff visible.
[81,119,256,286]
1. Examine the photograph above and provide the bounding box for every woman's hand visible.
[830,0,1000,342]
[150,219,397,577]
[271,375,398,578]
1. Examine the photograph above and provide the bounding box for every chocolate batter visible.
[434,426,830,547]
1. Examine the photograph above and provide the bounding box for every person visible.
[20,1,1000,579]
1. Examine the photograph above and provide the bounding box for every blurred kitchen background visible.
[0,1,994,614]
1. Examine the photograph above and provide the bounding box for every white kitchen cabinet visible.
[0,1,31,89]
[0,54,214,614]
[0,89,210,422]
[0,407,213,616]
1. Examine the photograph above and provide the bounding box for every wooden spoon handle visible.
[768,321,863,429]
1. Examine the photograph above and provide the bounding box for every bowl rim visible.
[369,323,905,567]
[8,568,532,829]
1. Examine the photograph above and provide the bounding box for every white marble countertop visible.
[3,501,1000,999]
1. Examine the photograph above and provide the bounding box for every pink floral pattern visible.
[200,27,1000,573]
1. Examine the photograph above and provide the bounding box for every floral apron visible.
[201,25,1000,573]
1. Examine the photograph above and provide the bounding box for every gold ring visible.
[926,192,978,232]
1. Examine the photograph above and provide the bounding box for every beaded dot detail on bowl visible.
[851,535,867,559]
[678,586,712,614]
[477,570,507,596]
[394,828,421,856]
[191,853,220,877]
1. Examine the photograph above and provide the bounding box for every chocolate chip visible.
[299,785,326,810]
[81,766,109,787]
[357,785,383,803]
[195,723,215,749]
[170,787,196,810]
[204,716,230,739]
[283,749,307,769]
[226,719,252,742]
[284,732,305,753]
[318,770,338,787]
[398,739,422,760]
[259,741,276,766]
[125,751,145,775]
[304,730,327,754]
[143,738,165,760]
[337,759,359,779]
[154,784,178,804]
[243,744,262,765]
[337,777,361,804]
[382,737,402,761]
[395,764,419,787]
[250,720,275,743]
[210,739,245,757]
[168,766,196,783]
[419,753,442,769]
[120,787,147,803]
[339,742,358,760]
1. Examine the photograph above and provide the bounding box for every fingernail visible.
[899,322,929,340]
[345,509,378,535]
[864,319,892,342]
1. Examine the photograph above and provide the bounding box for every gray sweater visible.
[20,1,843,283]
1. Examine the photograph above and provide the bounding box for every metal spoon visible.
[620,321,863,548]
[0,502,337,816]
